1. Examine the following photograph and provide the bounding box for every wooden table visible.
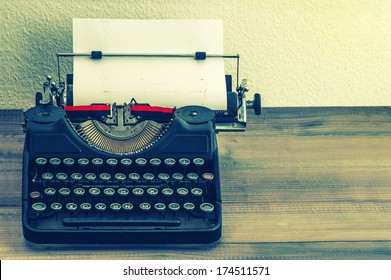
[1,107,391,259]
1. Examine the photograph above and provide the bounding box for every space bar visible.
[62,218,181,227]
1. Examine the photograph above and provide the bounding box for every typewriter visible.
[22,48,261,243]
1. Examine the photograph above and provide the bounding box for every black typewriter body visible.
[22,104,222,244]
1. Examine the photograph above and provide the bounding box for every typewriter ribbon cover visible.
[72,19,227,109]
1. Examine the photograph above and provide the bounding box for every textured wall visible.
[1,0,390,109]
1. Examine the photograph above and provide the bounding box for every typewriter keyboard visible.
[26,156,219,232]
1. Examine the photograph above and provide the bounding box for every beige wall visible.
[1,0,390,109]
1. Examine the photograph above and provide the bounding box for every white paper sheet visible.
[72,19,227,109]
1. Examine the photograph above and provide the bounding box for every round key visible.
[91,158,103,166]
[135,158,147,166]
[132,188,144,196]
[177,188,188,196]
[80,202,92,211]
[129,173,140,181]
[122,203,133,211]
[154,203,166,212]
[150,158,161,166]
[200,202,214,213]
[99,173,111,181]
[77,158,89,166]
[179,158,190,166]
[29,191,41,199]
[139,202,151,211]
[73,188,85,196]
[162,188,174,196]
[35,157,47,166]
[106,158,118,166]
[202,172,214,181]
[63,158,75,166]
[44,187,56,196]
[143,173,154,181]
[187,173,198,181]
[183,202,195,211]
[51,202,62,211]
[71,173,83,181]
[95,203,106,211]
[120,158,132,166]
[56,172,67,181]
[49,157,61,166]
[168,202,180,211]
[110,203,121,211]
[59,188,71,196]
[193,158,205,166]
[66,202,77,211]
[172,173,184,181]
[89,187,100,196]
[42,172,53,180]
[103,188,115,196]
[32,202,46,212]
[191,188,203,196]
[164,158,176,166]
[147,188,158,196]
[158,173,170,181]
[118,188,129,196]
[85,173,96,181]
[115,173,126,181]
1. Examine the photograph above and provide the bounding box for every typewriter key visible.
[129,173,140,181]
[191,188,203,196]
[150,158,161,166]
[63,158,75,166]
[118,188,129,196]
[164,158,176,166]
[147,188,159,196]
[158,173,170,181]
[172,173,184,181]
[59,188,71,196]
[85,173,96,181]
[103,188,115,196]
[122,203,134,211]
[49,157,61,166]
[80,202,92,211]
[135,158,147,166]
[177,188,188,196]
[202,173,214,181]
[92,158,103,166]
[71,173,83,181]
[110,203,121,211]
[73,188,85,196]
[51,202,62,211]
[115,173,126,181]
[187,173,198,181]
[95,203,107,211]
[183,202,195,211]
[44,188,56,196]
[35,157,47,166]
[32,202,46,213]
[139,202,151,211]
[99,173,111,181]
[42,172,53,180]
[56,172,68,181]
[66,203,78,212]
[162,188,174,196]
[120,158,132,166]
[154,203,166,211]
[200,203,214,213]
[30,191,41,199]
[143,173,154,181]
[168,203,180,211]
[132,188,144,196]
[106,158,118,166]
[179,158,190,166]
[193,158,205,166]
[89,188,100,196]
[77,158,89,166]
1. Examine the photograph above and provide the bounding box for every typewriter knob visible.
[246,93,262,115]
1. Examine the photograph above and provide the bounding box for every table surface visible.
[1,107,391,260]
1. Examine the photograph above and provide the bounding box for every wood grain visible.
[1,107,391,259]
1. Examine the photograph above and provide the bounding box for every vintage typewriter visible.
[22,49,261,244]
